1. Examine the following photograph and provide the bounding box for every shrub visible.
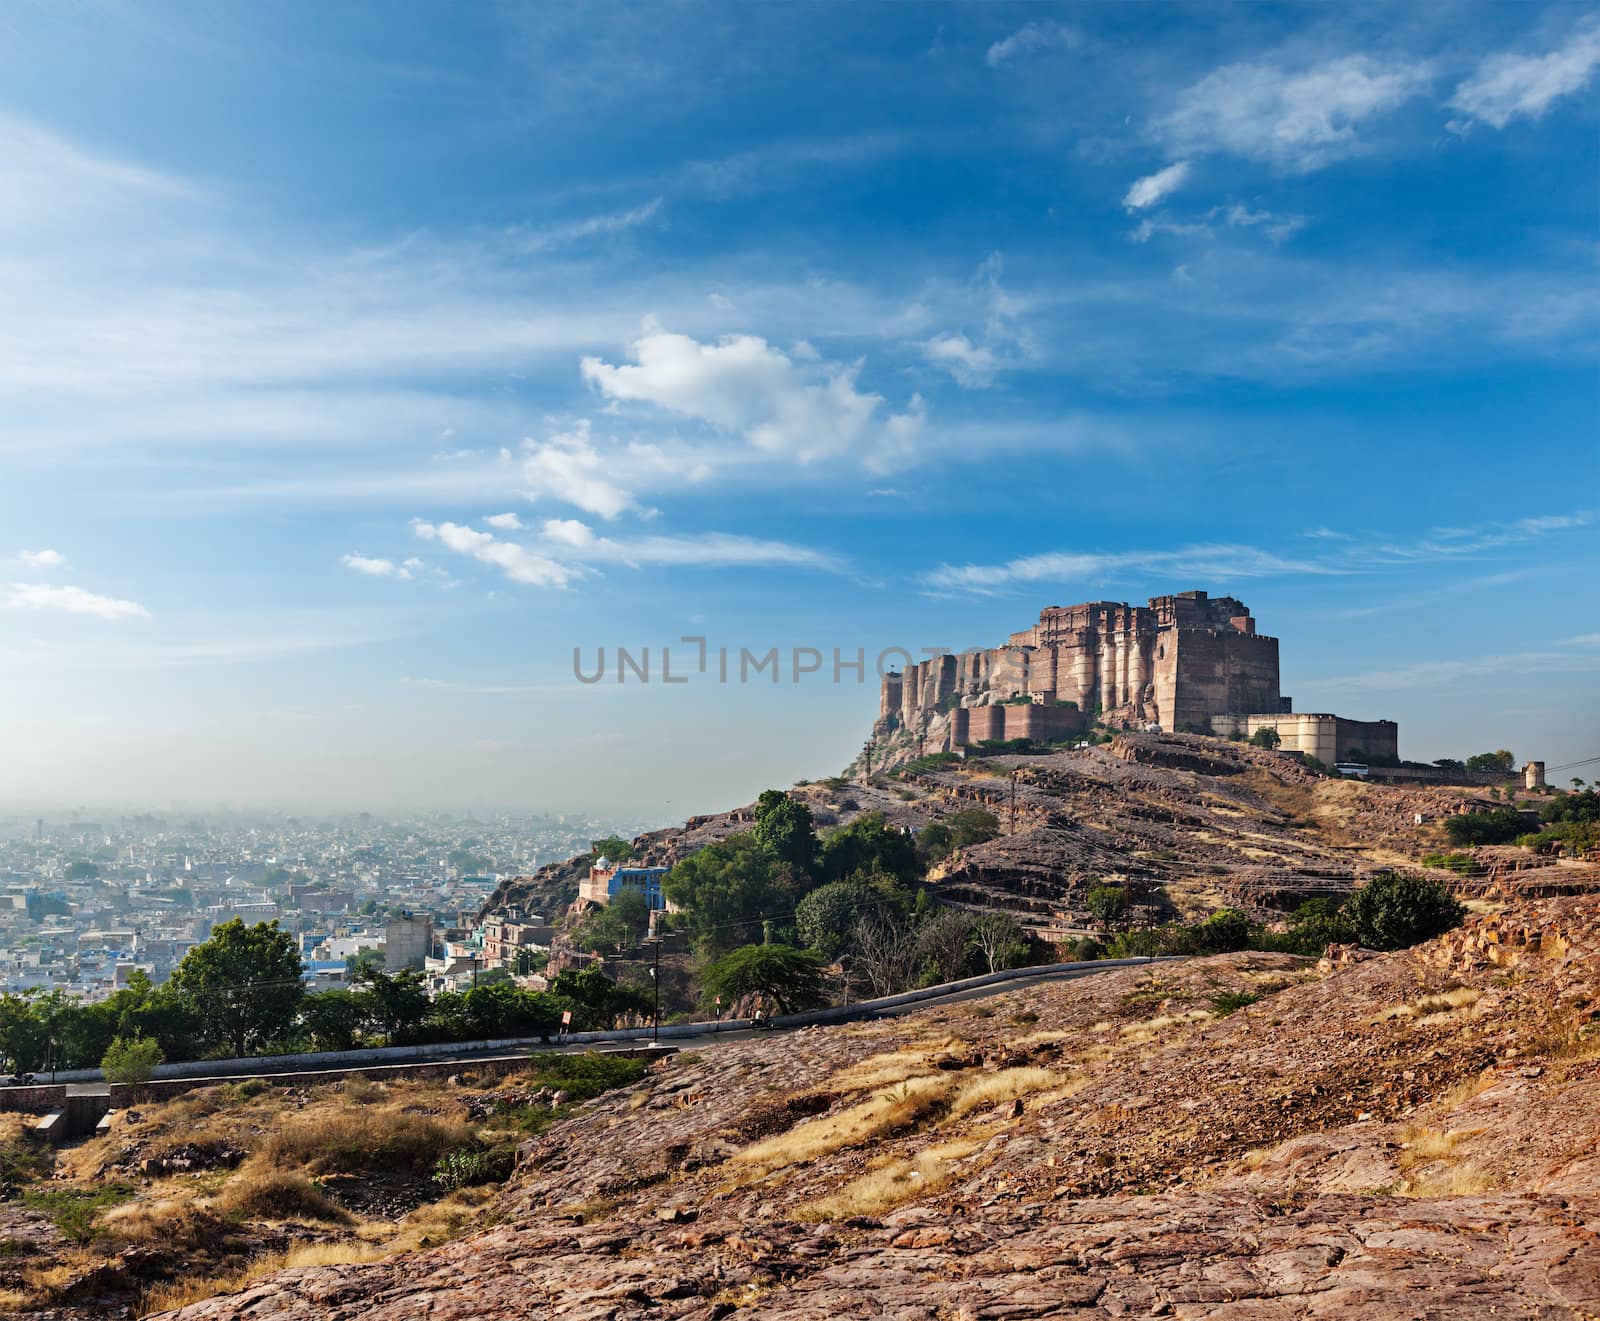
[217,1170,353,1223]
[524,1050,649,1102]
[1443,808,1525,847]
[1421,852,1477,874]
[101,1035,164,1086]
[1210,990,1262,1016]
[1344,871,1464,951]
[259,1110,472,1175]
[432,1145,517,1191]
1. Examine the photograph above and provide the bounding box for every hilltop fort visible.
[875,589,1397,767]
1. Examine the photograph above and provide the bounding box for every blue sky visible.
[1,1,1596,818]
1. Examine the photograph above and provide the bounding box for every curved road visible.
[43,960,1152,1099]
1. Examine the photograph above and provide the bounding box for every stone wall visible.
[1210,713,1399,764]
[948,702,1085,748]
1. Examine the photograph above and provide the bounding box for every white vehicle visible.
[1334,762,1370,778]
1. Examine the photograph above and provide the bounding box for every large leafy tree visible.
[550,966,652,1030]
[662,832,799,953]
[168,919,304,1058]
[1344,872,1464,951]
[819,812,920,887]
[753,790,819,878]
[701,943,825,1015]
[1465,750,1516,773]
[357,968,431,1043]
[590,835,634,864]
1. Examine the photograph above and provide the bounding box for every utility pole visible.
[649,938,661,1044]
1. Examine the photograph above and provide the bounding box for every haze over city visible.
[2,1,1596,819]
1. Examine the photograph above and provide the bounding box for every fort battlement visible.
[874,590,1395,764]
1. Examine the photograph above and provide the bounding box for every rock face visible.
[162,895,1600,1320]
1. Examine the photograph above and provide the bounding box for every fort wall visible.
[875,589,1396,762]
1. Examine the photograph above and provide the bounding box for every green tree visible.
[662,832,799,953]
[1465,750,1516,773]
[1285,897,1355,953]
[1343,871,1464,950]
[299,989,370,1051]
[100,1035,164,1086]
[550,965,652,1030]
[589,835,633,864]
[753,790,819,878]
[701,943,825,1015]
[796,879,875,959]
[357,969,430,1043]
[573,889,650,953]
[63,860,100,882]
[967,911,1026,974]
[1085,883,1128,929]
[0,992,48,1073]
[1196,907,1253,952]
[168,919,305,1058]
[1249,727,1282,750]
[1444,807,1524,846]
[819,812,920,888]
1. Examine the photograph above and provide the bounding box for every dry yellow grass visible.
[1434,1072,1494,1113]
[1400,1161,1498,1197]
[215,1169,355,1224]
[258,1107,472,1176]
[1396,1125,1478,1169]
[796,1136,985,1221]
[98,1194,231,1250]
[1375,987,1482,1024]
[730,1074,957,1178]
[1118,1008,1213,1042]
[828,1039,967,1093]
[946,1067,1073,1119]
[137,1242,391,1316]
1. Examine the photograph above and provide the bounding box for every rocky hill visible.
[158,891,1600,1318]
[486,732,1541,931]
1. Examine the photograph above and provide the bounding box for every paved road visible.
[36,962,1134,1098]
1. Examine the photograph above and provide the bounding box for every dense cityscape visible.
[0,811,645,1003]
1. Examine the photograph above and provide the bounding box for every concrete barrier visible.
[31,1112,67,1145]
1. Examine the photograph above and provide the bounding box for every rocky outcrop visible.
[162,896,1600,1320]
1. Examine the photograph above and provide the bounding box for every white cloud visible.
[510,197,664,251]
[484,512,524,530]
[541,518,597,548]
[917,253,1032,390]
[1449,16,1600,130]
[411,519,580,589]
[1158,56,1432,172]
[921,334,1000,388]
[17,548,64,568]
[2,582,149,619]
[1559,632,1600,648]
[985,20,1080,68]
[520,421,638,519]
[925,544,1337,595]
[1124,162,1192,210]
[580,327,925,468]
[341,553,413,580]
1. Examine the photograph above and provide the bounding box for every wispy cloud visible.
[16,548,65,569]
[925,509,1593,595]
[1307,647,1600,692]
[1124,162,1192,210]
[985,20,1080,68]
[411,519,580,589]
[1449,14,1600,131]
[1157,56,1432,172]
[2,583,149,620]
[341,553,414,580]
[409,515,845,588]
